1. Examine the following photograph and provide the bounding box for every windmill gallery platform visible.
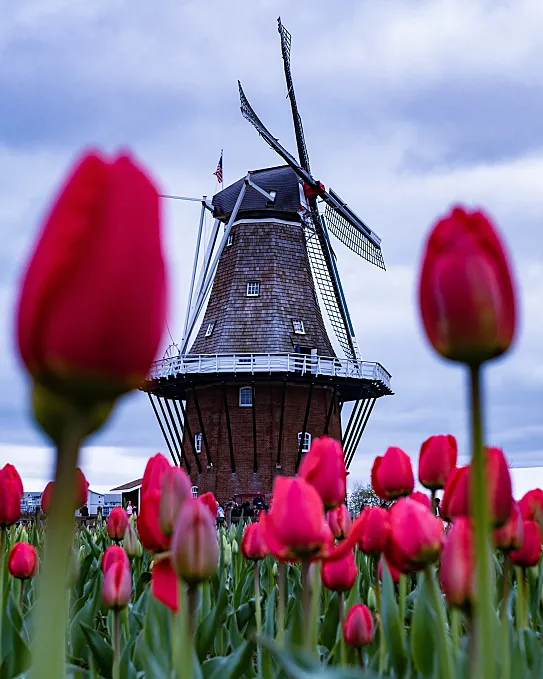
[142,19,393,501]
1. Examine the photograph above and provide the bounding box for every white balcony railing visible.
[148,353,392,391]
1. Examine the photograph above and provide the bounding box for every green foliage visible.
[347,483,390,516]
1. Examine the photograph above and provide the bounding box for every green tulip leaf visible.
[80,623,113,679]
[380,561,407,677]
[196,579,228,661]
[320,592,340,651]
[410,572,436,677]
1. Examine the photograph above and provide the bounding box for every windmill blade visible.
[277,17,311,173]
[304,209,357,360]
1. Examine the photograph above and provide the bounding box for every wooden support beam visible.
[177,397,202,473]
[147,394,178,465]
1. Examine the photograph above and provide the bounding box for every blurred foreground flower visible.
[41,468,89,514]
[171,499,219,585]
[0,464,24,526]
[241,522,268,561]
[440,517,473,611]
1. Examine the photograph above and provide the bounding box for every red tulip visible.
[518,489,543,521]
[409,491,432,511]
[321,550,358,592]
[0,464,24,526]
[418,205,516,364]
[509,520,542,568]
[107,507,129,542]
[260,477,330,560]
[142,453,171,496]
[327,504,352,540]
[343,604,374,648]
[485,446,513,528]
[357,507,390,557]
[102,545,129,573]
[159,466,192,536]
[16,150,166,399]
[440,518,473,610]
[41,467,89,514]
[171,499,219,585]
[387,497,443,572]
[137,489,170,553]
[371,447,414,501]
[379,554,401,584]
[241,522,268,561]
[493,502,524,552]
[152,557,178,612]
[418,435,457,490]
[102,560,132,610]
[198,492,218,518]
[298,435,347,509]
[8,543,38,580]
[441,466,469,522]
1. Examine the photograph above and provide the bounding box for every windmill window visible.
[191,485,198,498]
[298,432,312,453]
[292,320,306,335]
[205,321,215,337]
[246,281,260,297]
[239,386,253,407]
[226,234,234,247]
[266,190,277,207]
[194,433,202,454]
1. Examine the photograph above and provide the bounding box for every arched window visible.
[194,433,202,454]
[298,432,312,453]
[191,486,199,499]
[239,386,253,407]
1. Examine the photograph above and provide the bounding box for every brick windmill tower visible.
[143,19,392,501]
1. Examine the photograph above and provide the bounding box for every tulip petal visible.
[151,557,178,612]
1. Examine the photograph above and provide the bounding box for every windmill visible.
[142,19,392,500]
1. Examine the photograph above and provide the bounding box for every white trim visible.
[231,217,301,228]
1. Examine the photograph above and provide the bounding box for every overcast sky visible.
[1,0,543,496]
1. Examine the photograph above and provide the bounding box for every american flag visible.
[213,151,223,185]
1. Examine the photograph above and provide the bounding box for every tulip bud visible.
[0,464,24,527]
[137,489,169,554]
[327,504,352,540]
[8,542,38,580]
[418,435,457,490]
[142,454,171,496]
[241,522,268,561]
[223,541,232,566]
[343,604,374,648]
[123,522,143,558]
[41,467,89,514]
[493,502,524,552]
[159,466,192,536]
[357,507,390,557]
[367,587,377,611]
[518,489,543,522]
[232,539,239,554]
[171,499,219,585]
[271,562,278,577]
[388,497,443,572]
[441,466,469,522]
[321,550,358,593]
[102,545,130,573]
[510,520,543,568]
[298,435,347,509]
[102,560,132,610]
[485,447,513,528]
[107,507,129,542]
[409,491,432,511]
[440,518,473,611]
[418,205,516,365]
[371,447,414,500]
[16,151,166,402]
[198,492,218,518]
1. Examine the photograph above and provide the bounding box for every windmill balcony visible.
[146,352,392,398]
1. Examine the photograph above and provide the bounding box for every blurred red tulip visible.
[493,502,524,552]
[260,476,330,560]
[17,151,166,400]
[142,453,171,496]
[138,489,170,553]
[171,499,219,585]
[357,507,390,557]
[321,550,358,592]
[343,604,374,648]
[509,520,543,568]
[485,447,513,528]
[327,504,352,540]
[159,466,192,536]
[418,435,457,490]
[518,489,543,521]
[441,466,469,522]
[41,467,89,514]
[418,206,516,364]
[152,557,178,612]
[102,560,132,610]
[102,545,129,573]
[388,497,443,571]
[298,436,347,509]
[409,491,432,510]
[371,447,414,501]
[8,543,38,580]
[440,518,473,611]
[107,507,129,542]
[241,522,268,561]
[0,464,24,526]
[198,492,218,518]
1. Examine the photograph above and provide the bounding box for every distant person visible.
[126,501,133,517]
[80,505,89,518]
[434,497,441,517]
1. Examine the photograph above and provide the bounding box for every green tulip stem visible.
[0,526,5,665]
[516,567,528,629]
[338,591,346,665]
[469,363,495,679]
[373,557,386,675]
[112,610,121,679]
[18,579,25,615]
[451,608,460,653]
[309,562,321,650]
[357,648,364,669]
[277,562,286,647]
[254,562,262,635]
[300,560,311,650]
[501,557,511,679]
[30,420,83,679]
[398,574,407,633]
[425,565,454,679]
[174,577,192,679]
